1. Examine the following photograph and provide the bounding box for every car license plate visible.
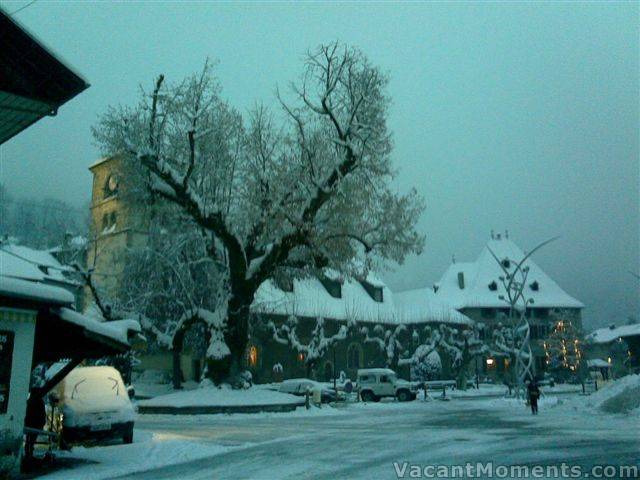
[90,423,111,431]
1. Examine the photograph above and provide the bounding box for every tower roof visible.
[435,236,584,310]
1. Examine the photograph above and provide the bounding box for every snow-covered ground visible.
[36,378,640,480]
[449,382,582,398]
[39,431,236,480]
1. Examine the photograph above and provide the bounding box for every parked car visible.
[49,366,136,446]
[278,378,338,403]
[357,368,418,402]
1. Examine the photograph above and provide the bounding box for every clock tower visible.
[86,155,148,307]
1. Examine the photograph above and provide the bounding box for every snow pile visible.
[586,374,640,415]
[138,385,304,408]
[57,308,141,346]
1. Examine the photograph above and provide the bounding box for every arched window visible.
[347,343,362,369]
[247,345,258,367]
[323,361,333,382]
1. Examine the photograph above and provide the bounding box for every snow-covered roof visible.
[0,275,75,305]
[56,307,141,346]
[435,237,584,310]
[252,276,473,327]
[585,324,640,344]
[393,287,474,326]
[253,276,396,323]
[587,358,612,368]
[0,244,75,285]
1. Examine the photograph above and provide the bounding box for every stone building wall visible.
[86,156,149,304]
[246,314,470,384]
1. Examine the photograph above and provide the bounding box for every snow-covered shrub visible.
[411,351,442,381]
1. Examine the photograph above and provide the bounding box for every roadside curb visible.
[138,400,305,415]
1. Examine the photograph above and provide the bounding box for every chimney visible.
[457,272,465,290]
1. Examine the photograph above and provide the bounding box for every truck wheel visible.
[397,390,412,402]
[361,390,376,402]
[123,425,134,444]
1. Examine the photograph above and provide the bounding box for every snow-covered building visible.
[0,252,142,474]
[248,275,474,383]
[434,233,584,379]
[585,323,640,374]
[0,244,84,309]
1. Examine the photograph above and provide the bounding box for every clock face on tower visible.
[106,175,118,194]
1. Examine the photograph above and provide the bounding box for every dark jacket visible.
[527,383,541,400]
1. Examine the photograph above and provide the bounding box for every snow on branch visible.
[269,315,350,365]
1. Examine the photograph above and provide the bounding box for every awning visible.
[0,9,89,144]
[33,307,143,365]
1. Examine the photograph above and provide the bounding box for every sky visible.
[0,1,638,331]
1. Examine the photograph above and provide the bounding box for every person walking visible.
[527,379,541,415]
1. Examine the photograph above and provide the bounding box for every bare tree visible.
[93,43,425,381]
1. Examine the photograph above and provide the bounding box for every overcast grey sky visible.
[0,1,638,330]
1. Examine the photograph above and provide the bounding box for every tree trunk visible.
[207,287,254,383]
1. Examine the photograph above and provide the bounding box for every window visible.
[247,345,258,367]
[534,308,549,319]
[320,277,342,299]
[360,281,383,302]
[275,276,293,292]
[481,308,496,319]
[478,327,486,341]
[101,211,118,234]
[379,375,389,383]
[530,325,540,340]
[347,343,361,369]
[323,362,333,382]
[0,330,15,413]
[535,356,546,372]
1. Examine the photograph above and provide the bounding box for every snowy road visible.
[40,395,639,479]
